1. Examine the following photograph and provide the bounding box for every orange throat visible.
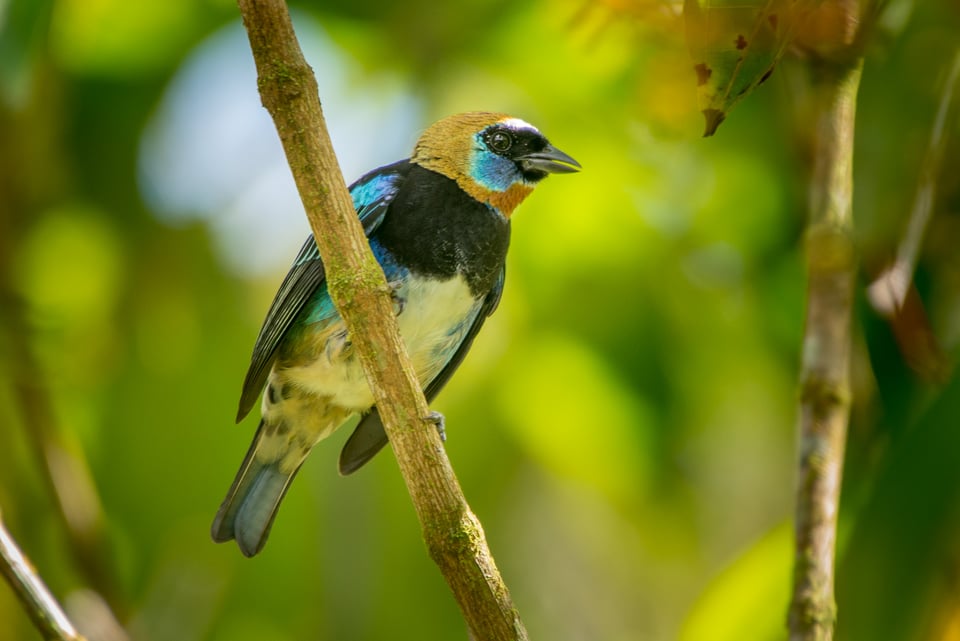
[456,178,533,218]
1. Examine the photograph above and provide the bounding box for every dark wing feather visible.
[236,161,410,422]
[338,265,506,475]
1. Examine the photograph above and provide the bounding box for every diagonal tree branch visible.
[234,2,527,639]
[867,48,960,317]
[0,507,87,641]
[863,50,960,380]
[862,44,958,384]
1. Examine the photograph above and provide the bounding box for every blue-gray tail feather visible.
[211,422,299,557]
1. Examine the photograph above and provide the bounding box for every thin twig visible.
[0,507,87,641]
[788,57,864,641]
[867,48,960,316]
[234,2,527,639]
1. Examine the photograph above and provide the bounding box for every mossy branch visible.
[234,2,527,639]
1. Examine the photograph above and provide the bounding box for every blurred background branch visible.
[7,296,129,623]
[865,49,960,383]
[0,507,86,641]
[867,48,960,316]
[0,19,129,638]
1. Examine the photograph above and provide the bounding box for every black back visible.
[375,164,510,296]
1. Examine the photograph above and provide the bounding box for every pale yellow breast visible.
[279,274,481,413]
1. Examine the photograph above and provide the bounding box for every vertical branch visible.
[234,2,527,639]
[0,508,87,641]
[789,58,863,641]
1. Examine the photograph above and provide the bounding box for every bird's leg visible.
[425,411,446,442]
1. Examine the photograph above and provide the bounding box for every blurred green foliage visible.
[1,1,960,640]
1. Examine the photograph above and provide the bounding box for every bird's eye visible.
[489,131,513,153]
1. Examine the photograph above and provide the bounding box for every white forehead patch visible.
[498,117,540,135]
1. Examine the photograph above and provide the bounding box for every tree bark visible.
[234,2,528,639]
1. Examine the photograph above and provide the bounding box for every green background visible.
[2,1,959,640]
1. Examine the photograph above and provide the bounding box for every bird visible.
[211,111,580,557]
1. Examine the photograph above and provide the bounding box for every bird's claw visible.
[388,280,406,316]
[425,411,446,442]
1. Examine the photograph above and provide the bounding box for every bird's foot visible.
[424,411,446,442]
[388,280,406,316]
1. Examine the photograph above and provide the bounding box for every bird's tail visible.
[211,422,303,557]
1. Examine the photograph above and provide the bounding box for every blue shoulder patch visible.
[237,160,410,420]
[351,171,402,226]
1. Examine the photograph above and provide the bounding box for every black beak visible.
[520,144,581,174]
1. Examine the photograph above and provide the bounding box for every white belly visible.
[282,274,481,410]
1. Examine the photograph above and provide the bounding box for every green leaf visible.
[684,0,800,135]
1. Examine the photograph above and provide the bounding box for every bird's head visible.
[411,112,580,217]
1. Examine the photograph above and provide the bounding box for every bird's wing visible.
[338,265,507,475]
[236,160,411,422]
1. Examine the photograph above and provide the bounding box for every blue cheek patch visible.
[468,139,521,193]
